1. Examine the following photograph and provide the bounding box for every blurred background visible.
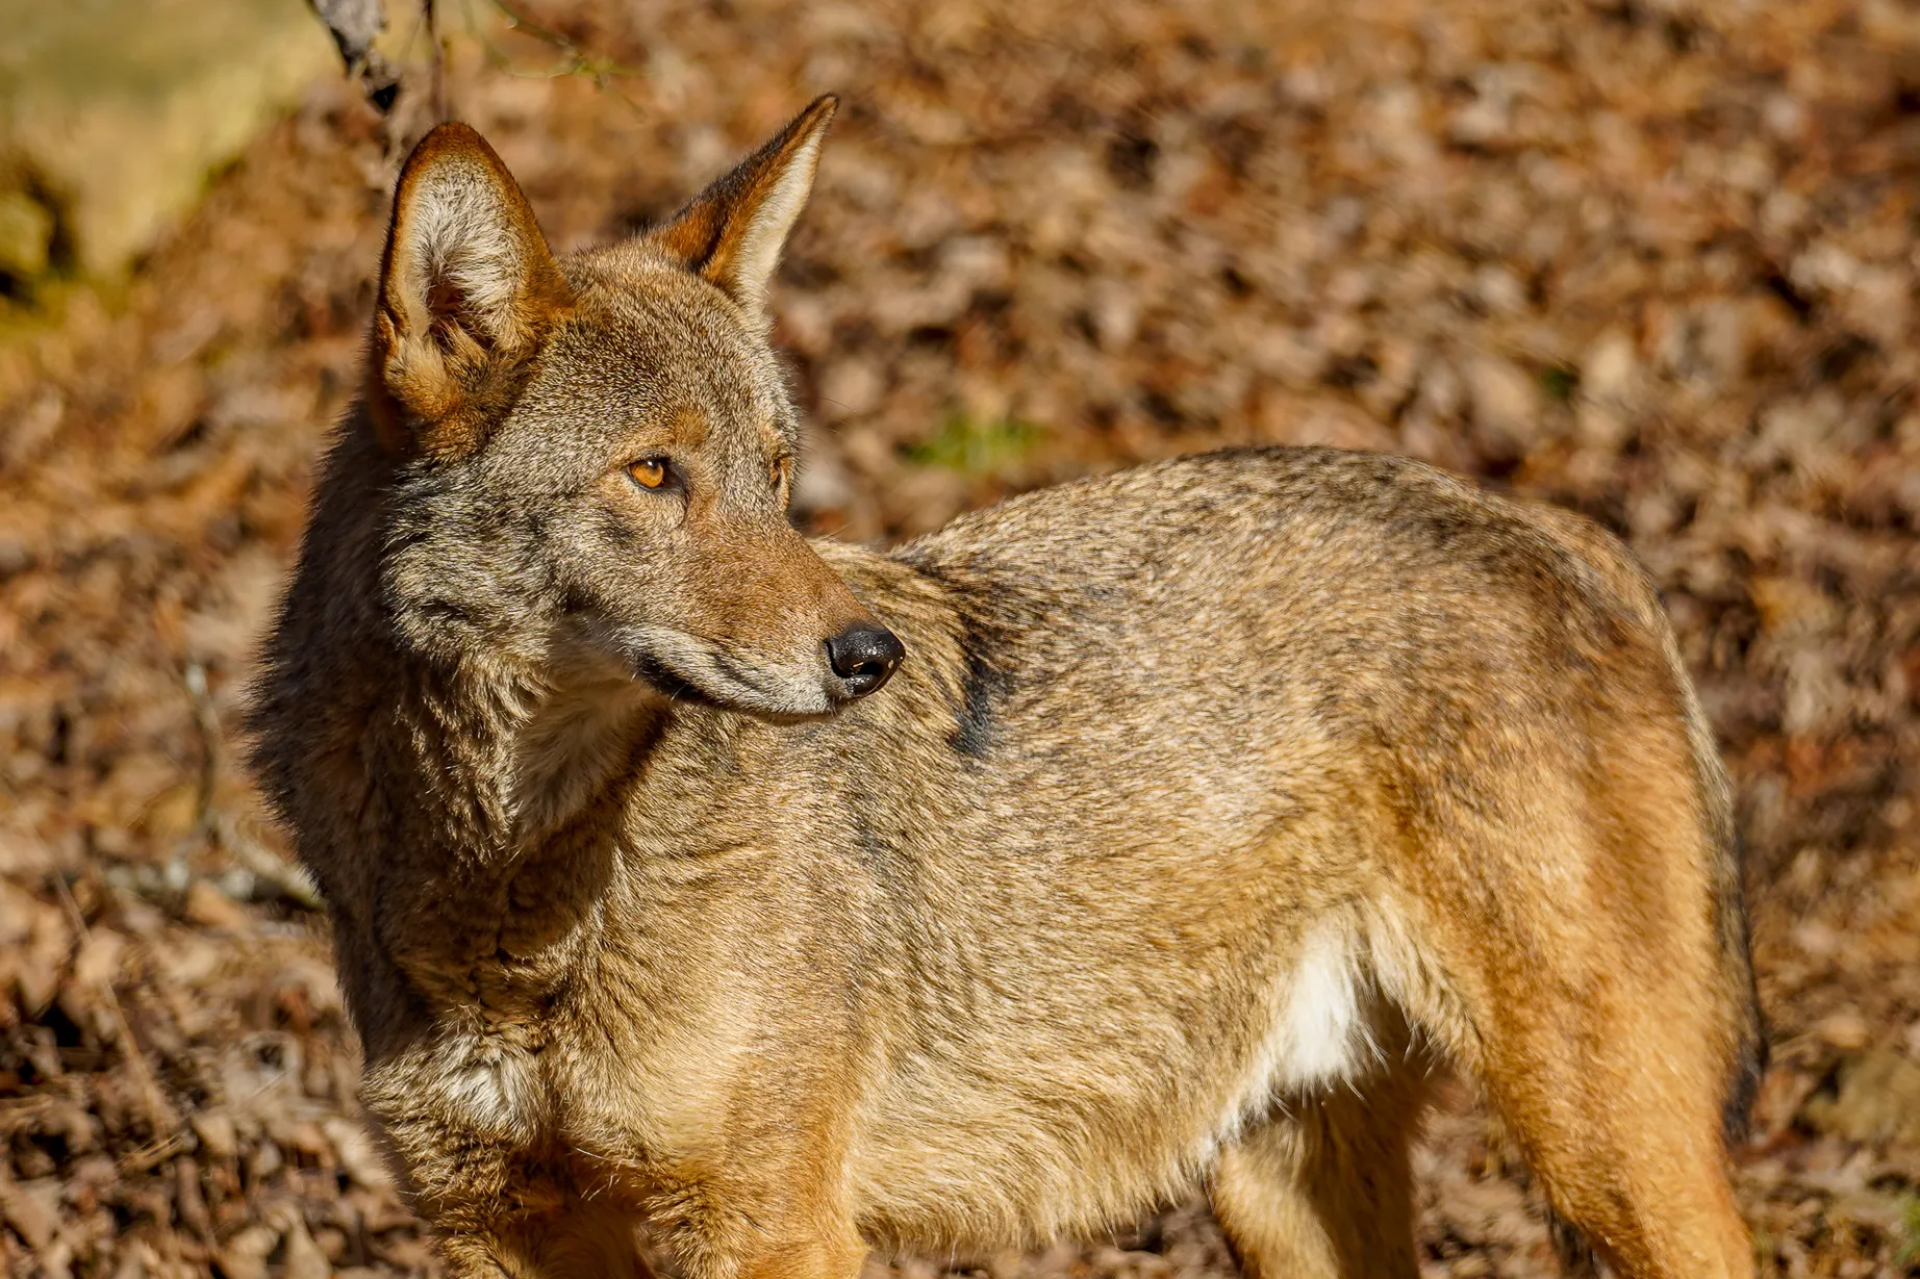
[1,0,1918,1273]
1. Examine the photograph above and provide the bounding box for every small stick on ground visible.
[174,661,323,910]
[51,874,179,1138]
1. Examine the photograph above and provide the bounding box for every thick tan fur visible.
[248,99,1762,1279]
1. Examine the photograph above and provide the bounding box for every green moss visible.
[905,413,1046,477]
[1539,364,1579,403]
[1896,1195,1920,1266]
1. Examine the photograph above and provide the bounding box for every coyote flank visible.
[249,97,1763,1279]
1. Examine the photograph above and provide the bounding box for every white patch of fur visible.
[509,675,650,835]
[438,1038,539,1138]
[1272,922,1368,1089]
[724,132,824,313]
[1196,920,1369,1165]
[614,622,834,716]
[362,1032,541,1152]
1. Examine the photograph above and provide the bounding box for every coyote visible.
[249,97,1763,1279]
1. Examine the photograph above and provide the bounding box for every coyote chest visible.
[382,871,1387,1247]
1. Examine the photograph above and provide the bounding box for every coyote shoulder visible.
[249,97,1762,1279]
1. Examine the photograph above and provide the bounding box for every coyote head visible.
[358,97,901,717]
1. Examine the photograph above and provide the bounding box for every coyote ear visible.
[646,95,838,323]
[370,122,571,457]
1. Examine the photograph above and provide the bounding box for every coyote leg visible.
[1411,826,1755,1275]
[1208,1054,1430,1279]
[733,1230,869,1279]
[435,1202,651,1279]
[1475,1008,1751,1278]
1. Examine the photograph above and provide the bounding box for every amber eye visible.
[627,458,669,490]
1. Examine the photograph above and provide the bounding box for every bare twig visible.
[427,0,448,122]
[463,0,649,116]
[52,875,178,1137]
[216,812,324,911]
[117,1131,191,1176]
[174,661,323,911]
[165,661,219,891]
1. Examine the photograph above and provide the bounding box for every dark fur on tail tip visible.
[1722,1015,1768,1147]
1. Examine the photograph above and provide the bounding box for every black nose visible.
[825,625,905,700]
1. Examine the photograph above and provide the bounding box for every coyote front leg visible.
[735,1230,869,1279]
[435,1205,651,1279]
[651,1189,868,1279]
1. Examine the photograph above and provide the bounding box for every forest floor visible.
[1,0,1918,1274]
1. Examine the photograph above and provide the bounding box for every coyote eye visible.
[627,458,670,490]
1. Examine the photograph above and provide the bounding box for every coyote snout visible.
[585,518,903,717]
[825,624,906,699]
[607,612,901,714]
[250,95,1763,1279]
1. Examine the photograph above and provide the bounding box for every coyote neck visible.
[350,651,661,1018]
